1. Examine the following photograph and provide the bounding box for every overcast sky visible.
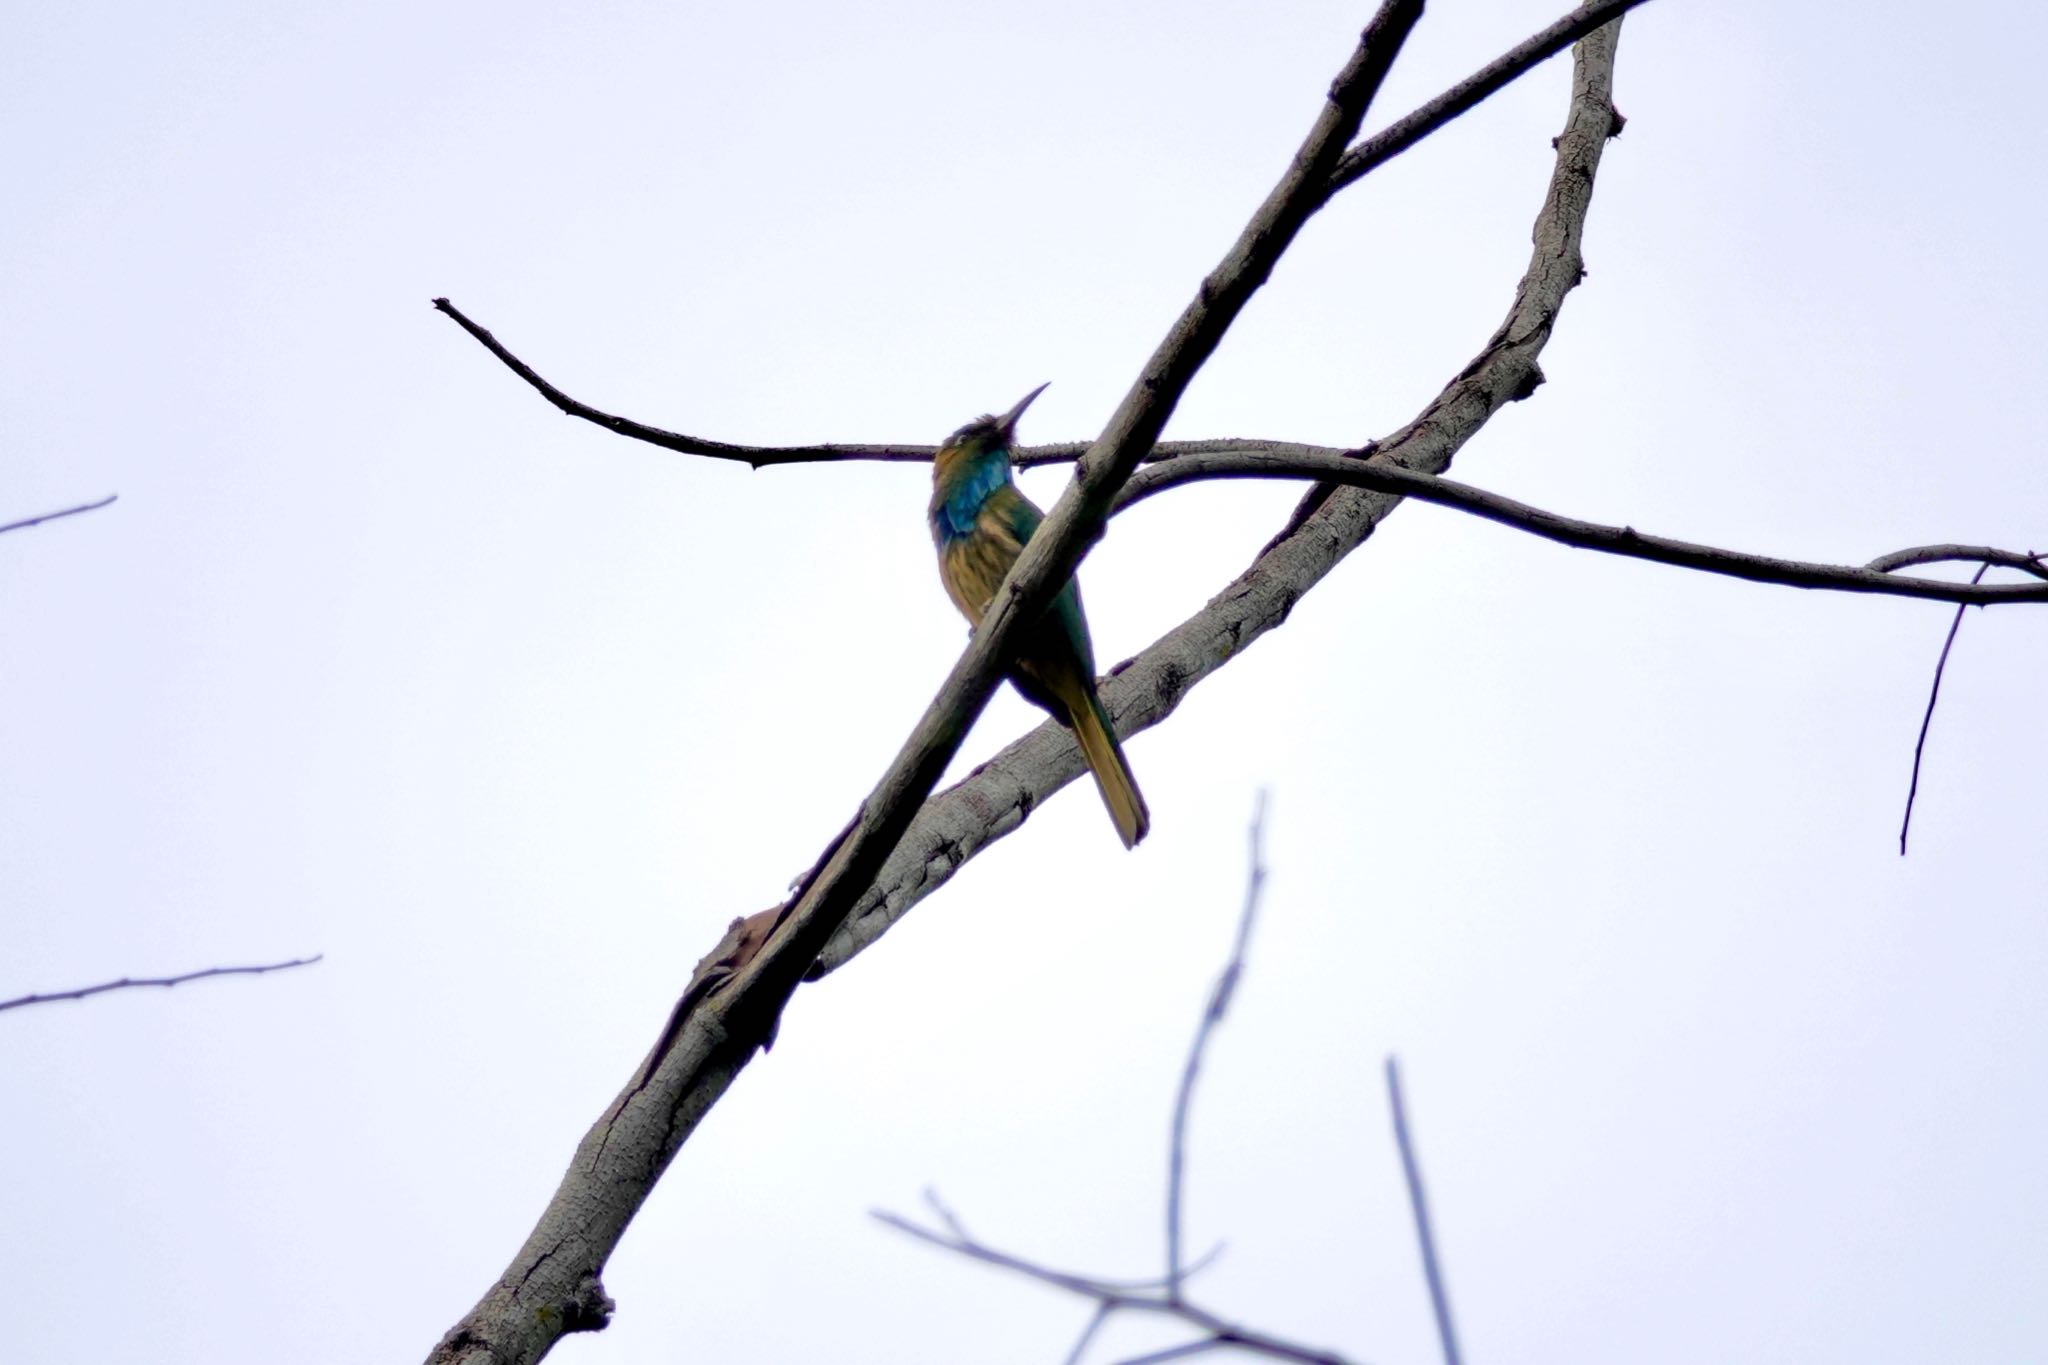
[4,2,2045,1362]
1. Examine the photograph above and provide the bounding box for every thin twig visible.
[433,299,1347,471]
[873,798,1331,1365]
[1064,1303,1115,1365]
[431,298,938,467]
[0,955,324,1014]
[1387,1058,1463,1365]
[1112,1342,1229,1365]
[1899,561,1991,855]
[0,494,118,537]
[1168,794,1268,1299]
[1115,448,2048,607]
[1865,545,2048,579]
[876,1212,1358,1365]
[1323,0,1649,194]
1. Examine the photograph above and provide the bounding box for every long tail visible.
[1069,686,1150,849]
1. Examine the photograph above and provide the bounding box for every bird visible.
[929,384,1150,848]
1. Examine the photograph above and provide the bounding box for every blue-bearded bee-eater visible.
[928,384,1149,847]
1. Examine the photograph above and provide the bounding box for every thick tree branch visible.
[812,23,1622,977]
[0,494,118,537]
[1114,448,2048,606]
[0,955,323,1013]
[430,5,1431,1360]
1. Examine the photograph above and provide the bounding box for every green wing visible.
[983,484,1097,680]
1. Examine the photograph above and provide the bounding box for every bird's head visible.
[936,382,1050,474]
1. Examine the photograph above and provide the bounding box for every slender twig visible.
[1865,545,2048,579]
[1387,1058,1463,1365]
[1113,1342,1230,1365]
[431,298,938,467]
[1899,561,1991,855]
[1323,0,1649,195]
[1064,1303,1115,1365]
[1168,795,1268,1300]
[434,297,1348,472]
[435,14,1656,481]
[1115,448,2048,607]
[0,494,118,537]
[0,955,324,1014]
[875,1212,1357,1365]
[873,800,1326,1365]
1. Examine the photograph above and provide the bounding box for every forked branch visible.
[429,4,1451,1359]
[1114,448,2048,607]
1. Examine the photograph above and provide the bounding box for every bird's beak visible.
[997,382,1050,439]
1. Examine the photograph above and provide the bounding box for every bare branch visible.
[431,297,939,467]
[429,6,1433,1358]
[0,493,118,537]
[1114,448,2048,607]
[436,295,2045,610]
[1864,544,2048,580]
[1898,561,1991,856]
[1386,1058,1464,1365]
[1112,1342,1230,1365]
[434,297,1360,472]
[1324,0,1651,195]
[875,1210,1358,1365]
[1168,795,1268,1299]
[815,18,1627,1020]
[1065,1304,1114,1365]
[0,955,323,1014]
[869,801,1332,1364]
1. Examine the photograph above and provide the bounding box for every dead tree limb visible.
[427,3,1465,1359]
[812,20,1623,978]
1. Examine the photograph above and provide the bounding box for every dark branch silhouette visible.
[1388,1058,1463,1365]
[878,801,1358,1365]
[878,1206,1353,1365]
[1898,562,1991,856]
[879,806,1478,1365]
[1168,794,1266,1300]
[434,298,2047,610]
[432,299,1355,473]
[0,955,324,1014]
[1322,0,1645,195]
[1114,447,2048,607]
[0,494,118,537]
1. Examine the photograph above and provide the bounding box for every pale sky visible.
[4,2,2045,1363]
